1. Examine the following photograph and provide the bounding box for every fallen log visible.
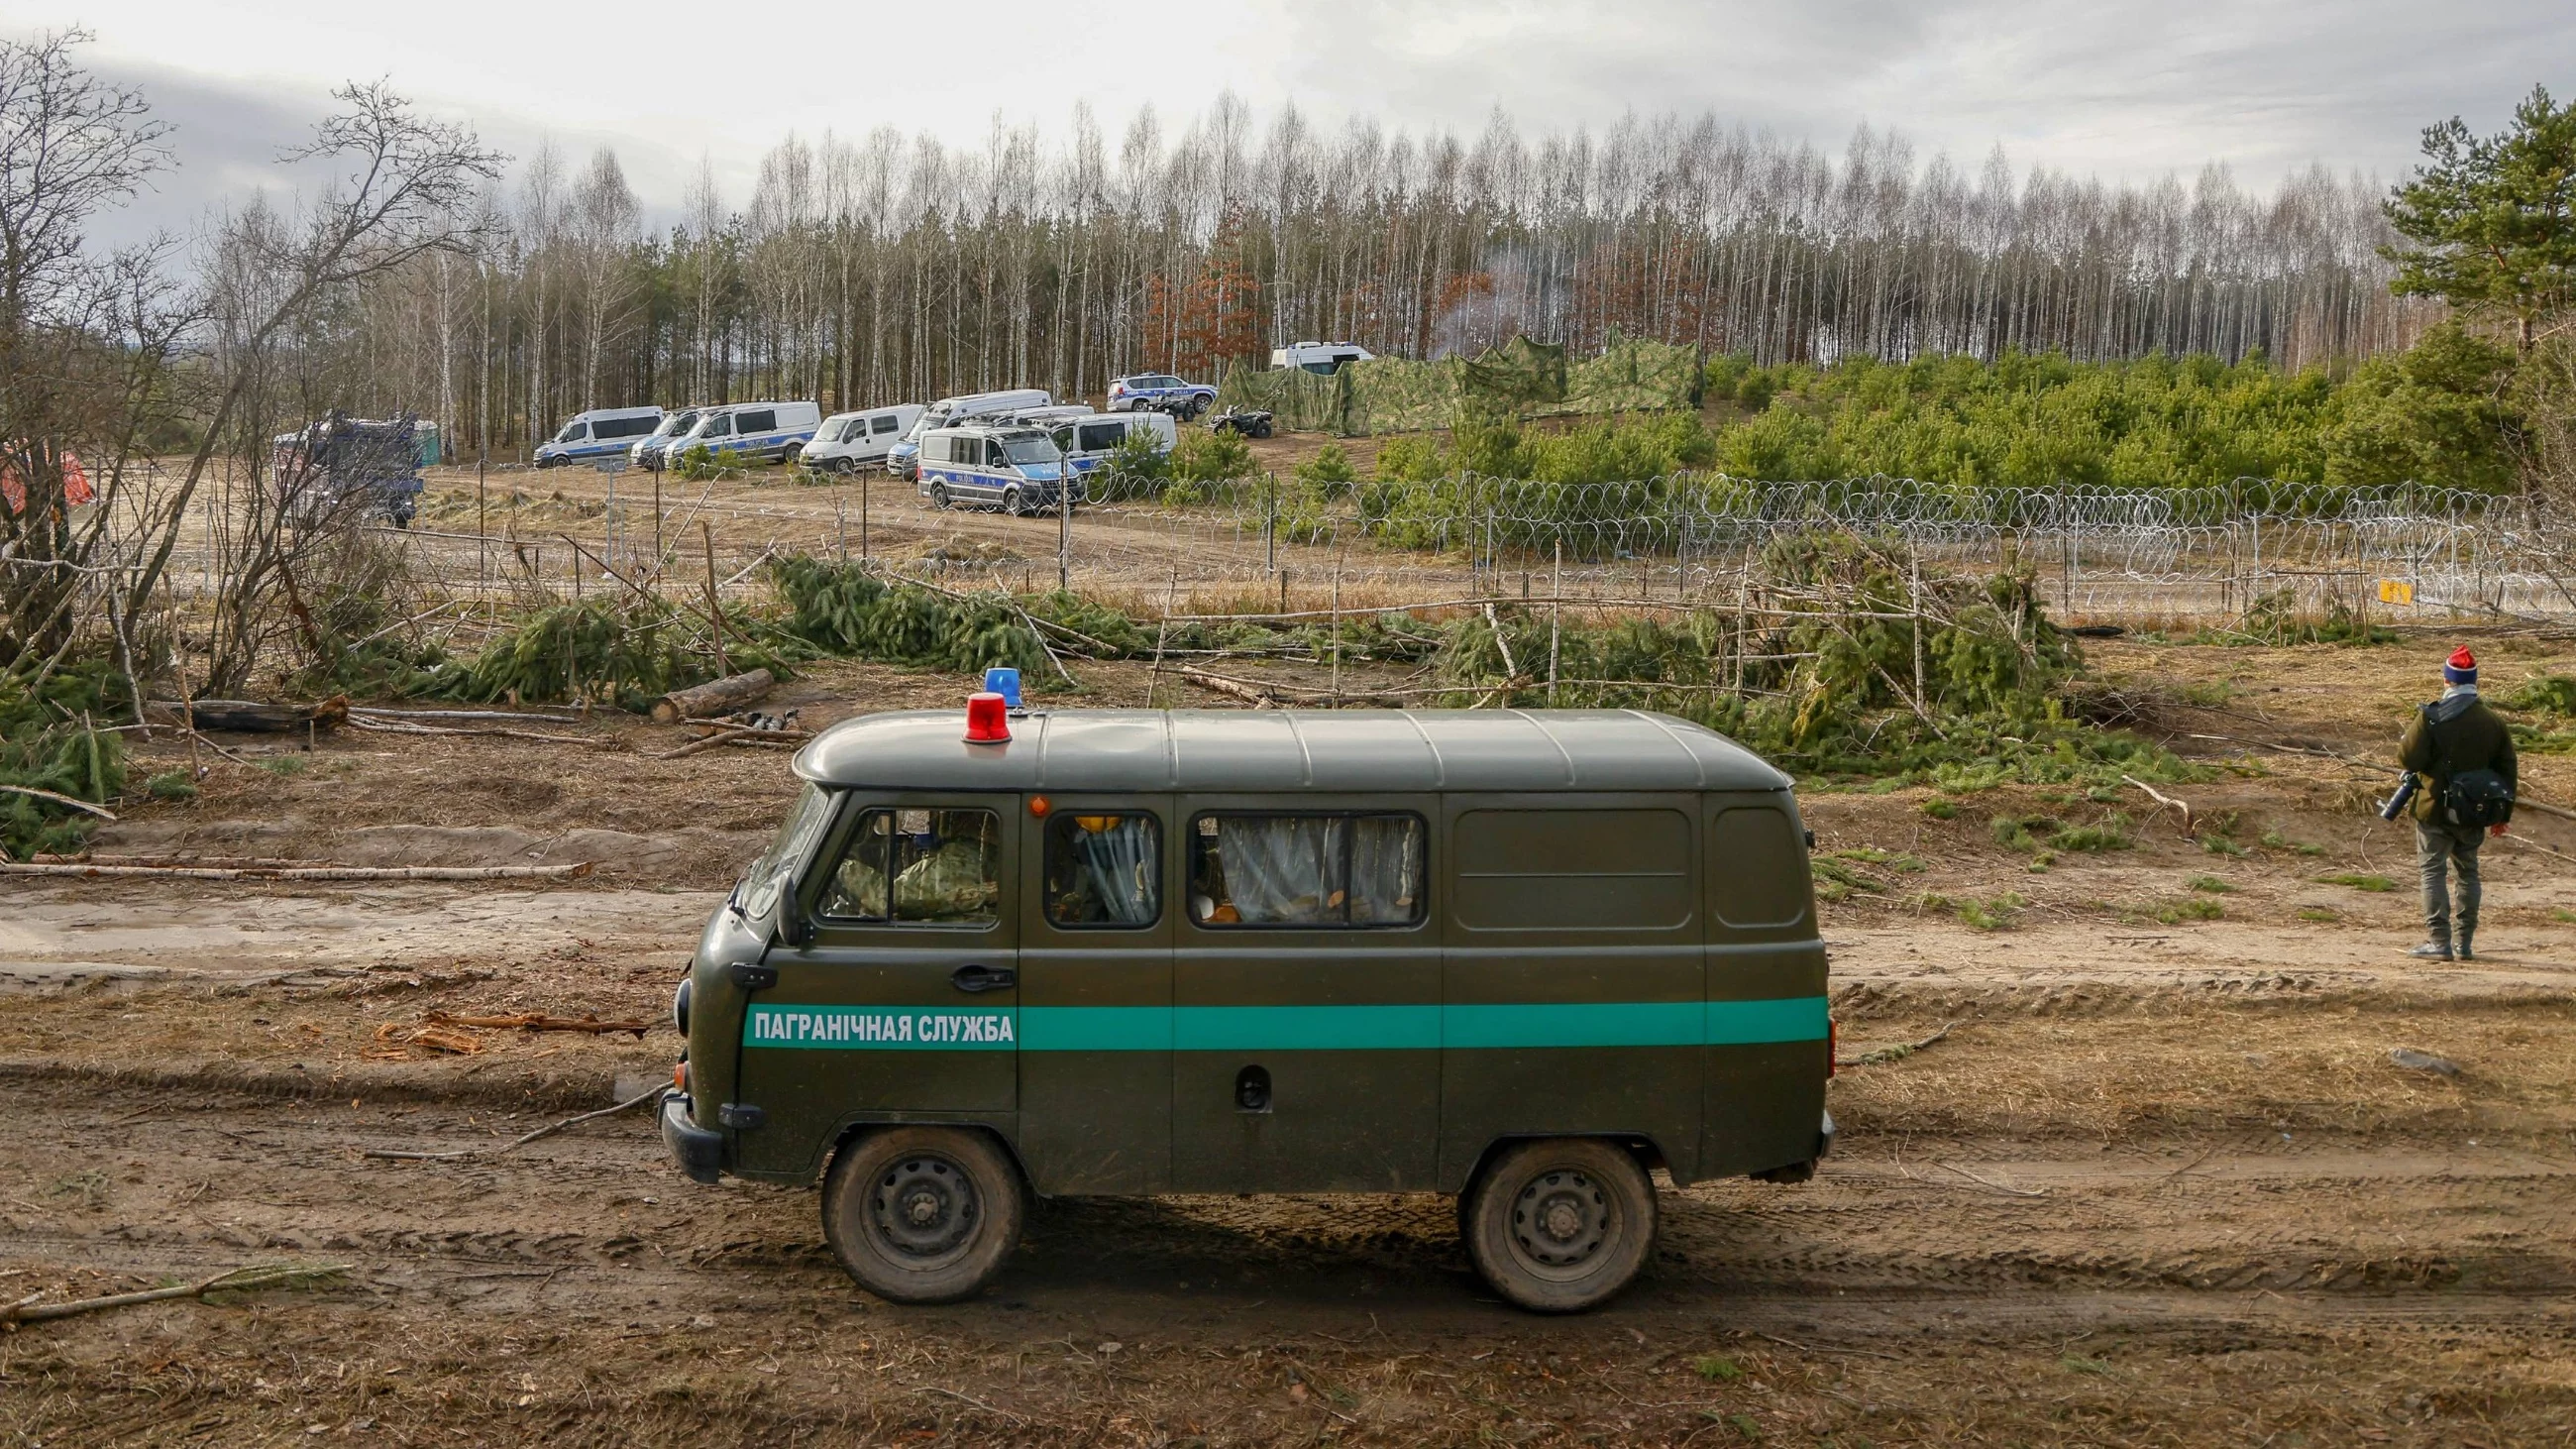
[0,1263,352,1327]
[147,697,348,733]
[0,783,115,821]
[1182,666,1280,709]
[345,718,611,747]
[424,1010,654,1036]
[0,860,593,881]
[350,707,585,724]
[650,669,776,724]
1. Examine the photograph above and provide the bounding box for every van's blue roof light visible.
[981,667,1023,710]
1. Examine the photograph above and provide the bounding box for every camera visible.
[2378,772,2418,822]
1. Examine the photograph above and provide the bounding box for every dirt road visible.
[7,638,2576,1443]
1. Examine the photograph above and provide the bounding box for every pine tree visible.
[2384,85,2576,352]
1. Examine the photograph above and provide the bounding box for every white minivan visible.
[801,404,923,473]
[665,401,822,469]
[886,389,1052,481]
[1048,411,1175,477]
[536,406,665,468]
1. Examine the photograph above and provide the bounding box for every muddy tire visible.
[1462,1138,1656,1313]
[821,1127,1024,1304]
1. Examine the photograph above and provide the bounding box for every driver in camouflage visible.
[2397,646,2516,961]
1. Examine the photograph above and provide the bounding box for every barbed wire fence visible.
[112,463,2576,654]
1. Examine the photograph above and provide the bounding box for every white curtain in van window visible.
[1347,817,1422,924]
[1217,817,1344,925]
[1070,817,1157,925]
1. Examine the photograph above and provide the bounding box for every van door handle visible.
[949,964,1016,994]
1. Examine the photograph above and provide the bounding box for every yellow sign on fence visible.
[2378,579,2416,606]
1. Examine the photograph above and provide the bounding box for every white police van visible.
[887,390,1052,481]
[536,406,665,468]
[915,424,1080,514]
[802,404,924,473]
[664,400,821,468]
[1047,411,1175,476]
[1270,341,1376,375]
[631,407,705,472]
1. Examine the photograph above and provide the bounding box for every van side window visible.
[818,808,1002,926]
[872,414,898,434]
[1077,421,1123,452]
[1707,807,1810,928]
[1189,814,1423,928]
[1043,813,1160,927]
[735,408,776,433]
[924,436,948,464]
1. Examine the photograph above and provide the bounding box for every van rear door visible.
[732,797,1021,1180]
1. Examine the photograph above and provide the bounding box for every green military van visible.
[662,704,1832,1312]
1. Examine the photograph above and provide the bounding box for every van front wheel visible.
[1462,1138,1656,1313]
[821,1127,1025,1304]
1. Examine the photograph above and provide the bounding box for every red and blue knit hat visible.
[2442,645,2477,685]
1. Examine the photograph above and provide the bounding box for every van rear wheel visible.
[821,1127,1024,1304]
[1462,1138,1656,1313]
[927,482,951,509]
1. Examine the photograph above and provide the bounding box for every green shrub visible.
[145,771,198,802]
[2187,874,2233,894]
[2047,811,2135,851]
[2505,675,2576,716]
[1169,427,1253,485]
[1919,797,1958,820]
[1088,430,1172,501]
[2316,872,2396,893]
[0,663,128,860]
[764,557,1048,678]
[1293,442,1357,493]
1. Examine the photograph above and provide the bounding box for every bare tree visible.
[0,28,183,673]
[125,78,504,633]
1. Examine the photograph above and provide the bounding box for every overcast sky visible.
[13,0,2569,246]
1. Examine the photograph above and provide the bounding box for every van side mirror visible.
[777,896,813,948]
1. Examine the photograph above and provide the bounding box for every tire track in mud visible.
[10,1080,2573,1343]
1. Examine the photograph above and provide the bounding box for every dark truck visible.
[663,705,1831,1311]
[270,410,426,528]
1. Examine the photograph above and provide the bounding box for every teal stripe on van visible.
[746,998,1827,1053]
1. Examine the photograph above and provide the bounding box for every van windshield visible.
[654,412,697,437]
[554,421,588,442]
[1000,437,1061,465]
[737,783,836,922]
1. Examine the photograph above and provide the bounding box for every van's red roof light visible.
[963,692,1011,743]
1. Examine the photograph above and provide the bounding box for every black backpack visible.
[2424,703,2515,829]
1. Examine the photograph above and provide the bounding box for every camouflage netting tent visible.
[1217,331,1701,436]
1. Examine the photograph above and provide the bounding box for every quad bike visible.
[1207,407,1274,440]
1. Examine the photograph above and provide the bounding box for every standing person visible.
[2397,646,2517,960]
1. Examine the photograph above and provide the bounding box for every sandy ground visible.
[5,638,2576,1444]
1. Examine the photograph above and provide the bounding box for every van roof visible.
[796,709,1789,794]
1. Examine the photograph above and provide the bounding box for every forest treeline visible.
[312,102,2436,460]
